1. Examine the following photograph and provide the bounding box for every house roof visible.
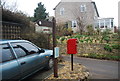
[53,1,99,17]
[53,2,61,10]
[36,20,53,28]
[91,2,99,17]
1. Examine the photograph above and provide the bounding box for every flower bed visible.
[44,61,89,80]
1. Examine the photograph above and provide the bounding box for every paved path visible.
[63,55,119,79]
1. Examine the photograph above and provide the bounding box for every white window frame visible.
[60,8,64,15]
[72,20,77,28]
[80,5,86,12]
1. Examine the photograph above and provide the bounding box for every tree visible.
[76,17,86,35]
[33,2,48,21]
[72,8,87,35]
[1,0,18,12]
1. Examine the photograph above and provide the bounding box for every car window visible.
[11,42,39,53]
[13,46,27,58]
[0,44,14,63]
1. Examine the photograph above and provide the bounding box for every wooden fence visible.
[2,21,23,39]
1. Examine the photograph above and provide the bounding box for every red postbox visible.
[67,39,77,54]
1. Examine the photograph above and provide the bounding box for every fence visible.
[2,21,23,39]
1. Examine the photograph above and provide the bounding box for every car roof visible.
[0,39,29,44]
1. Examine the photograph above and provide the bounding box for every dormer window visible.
[60,8,64,15]
[80,5,86,12]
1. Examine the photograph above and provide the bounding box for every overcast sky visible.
[6,0,119,26]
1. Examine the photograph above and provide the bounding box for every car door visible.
[0,43,20,80]
[11,42,44,78]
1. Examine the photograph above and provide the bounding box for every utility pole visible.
[52,17,58,78]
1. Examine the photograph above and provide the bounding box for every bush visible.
[73,35,82,39]
[111,33,120,41]
[86,25,94,35]
[102,35,110,43]
[60,37,65,41]
[2,9,30,26]
[111,44,120,49]
[102,29,112,35]
[23,33,52,49]
[104,44,112,52]
[80,40,84,43]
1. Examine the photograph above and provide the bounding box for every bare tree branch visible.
[72,7,87,35]
[1,0,18,12]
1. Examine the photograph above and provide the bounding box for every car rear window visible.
[0,44,15,63]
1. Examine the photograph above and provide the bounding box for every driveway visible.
[63,55,119,79]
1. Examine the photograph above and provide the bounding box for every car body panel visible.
[1,60,20,80]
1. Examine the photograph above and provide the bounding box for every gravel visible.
[43,61,90,80]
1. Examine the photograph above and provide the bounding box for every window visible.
[0,44,14,63]
[80,5,86,12]
[72,20,77,27]
[111,19,113,27]
[100,20,104,28]
[12,42,39,53]
[95,22,99,28]
[105,19,110,28]
[65,22,68,28]
[13,46,27,58]
[60,8,64,15]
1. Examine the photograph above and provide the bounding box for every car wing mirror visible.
[29,50,37,54]
[39,49,45,53]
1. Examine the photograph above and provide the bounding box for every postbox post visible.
[71,54,73,71]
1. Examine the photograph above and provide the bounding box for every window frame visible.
[11,42,40,58]
[12,45,28,58]
[72,20,77,28]
[80,5,86,12]
[60,7,65,15]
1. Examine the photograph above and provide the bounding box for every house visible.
[35,20,53,34]
[54,0,99,33]
[94,18,115,32]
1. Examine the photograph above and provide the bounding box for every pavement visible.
[62,55,119,79]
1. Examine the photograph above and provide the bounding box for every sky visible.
[5,0,119,26]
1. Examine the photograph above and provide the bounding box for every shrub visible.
[23,33,52,49]
[102,35,110,43]
[104,44,112,52]
[102,29,112,35]
[86,25,94,35]
[80,40,84,43]
[73,35,82,39]
[112,44,120,49]
[60,37,65,41]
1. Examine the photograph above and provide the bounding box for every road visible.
[63,55,119,79]
[22,64,64,81]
